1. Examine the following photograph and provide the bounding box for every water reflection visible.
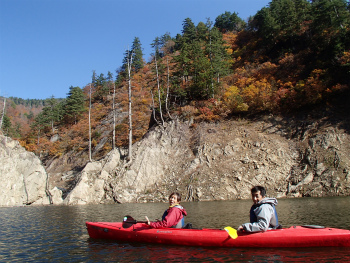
[86,240,350,262]
[0,196,349,262]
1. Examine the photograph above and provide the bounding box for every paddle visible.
[122,215,148,228]
[224,226,238,239]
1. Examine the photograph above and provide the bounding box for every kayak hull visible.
[86,222,350,248]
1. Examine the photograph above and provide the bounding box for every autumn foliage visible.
[2,0,349,159]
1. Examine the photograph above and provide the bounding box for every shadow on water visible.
[0,196,349,262]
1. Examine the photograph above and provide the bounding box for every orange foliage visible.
[338,51,350,66]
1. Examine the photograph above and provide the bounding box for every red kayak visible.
[86,221,350,247]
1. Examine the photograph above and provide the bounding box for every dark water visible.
[1,196,350,262]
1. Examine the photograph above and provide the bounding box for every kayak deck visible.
[86,222,350,248]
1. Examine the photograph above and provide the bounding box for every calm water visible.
[1,196,350,262]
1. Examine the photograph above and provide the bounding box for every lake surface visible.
[1,196,349,262]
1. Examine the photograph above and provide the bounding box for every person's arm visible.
[150,208,181,228]
[239,204,274,232]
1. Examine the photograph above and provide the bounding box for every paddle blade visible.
[122,215,148,227]
[224,227,238,239]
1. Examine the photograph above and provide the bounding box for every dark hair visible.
[251,186,266,197]
[169,192,181,202]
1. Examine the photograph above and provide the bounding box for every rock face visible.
[0,135,63,206]
[59,117,350,205]
[63,149,120,205]
[2,114,350,206]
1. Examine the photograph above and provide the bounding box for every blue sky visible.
[0,0,271,100]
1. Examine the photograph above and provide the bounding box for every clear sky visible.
[0,0,271,100]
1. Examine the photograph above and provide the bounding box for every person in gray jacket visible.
[237,186,279,232]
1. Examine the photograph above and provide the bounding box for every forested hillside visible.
[0,97,46,138]
[1,0,349,161]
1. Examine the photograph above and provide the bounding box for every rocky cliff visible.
[1,113,349,206]
[54,114,350,205]
[0,135,63,206]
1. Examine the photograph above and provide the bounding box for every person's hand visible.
[237,225,244,232]
[145,216,150,225]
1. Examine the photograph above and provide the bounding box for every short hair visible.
[251,186,266,197]
[169,192,181,202]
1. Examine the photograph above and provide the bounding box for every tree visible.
[127,50,133,163]
[214,11,246,32]
[131,37,144,72]
[182,18,197,43]
[151,33,174,59]
[88,83,92,162]
[154,55,165,125]
[251,7,280,42]
[151,36,162,60]
[93,72,108,101]
[65,86,86,124]
[31,111,47,144]
[0,96,6,131]
[311,0,350,30]
[310,0,350,69]
[119,37,144,81]
[205,19,230,97]
[1,114,11,136]
[44,96,61,133]
[109,72,116,150]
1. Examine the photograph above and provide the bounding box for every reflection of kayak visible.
[86,222,350,247]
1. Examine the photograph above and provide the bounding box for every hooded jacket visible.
[241,197,278,232]
[150,205,187,229]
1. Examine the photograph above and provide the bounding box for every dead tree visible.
[127,50,133,162]
[155,56,165,126]
[88,83,92,162]
[112,79,116,150]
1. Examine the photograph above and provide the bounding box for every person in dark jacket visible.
[146,192,187,228]
[237,186,279,232]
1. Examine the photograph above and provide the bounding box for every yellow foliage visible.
[223,85,248,112]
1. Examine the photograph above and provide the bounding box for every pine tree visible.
[1,114,11,136]
[214,11,246,32]
[131,37,144,72]
[182,18,197,43]
[64,86,86,124]
[43,96,62,133]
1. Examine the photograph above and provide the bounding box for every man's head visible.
[251,186,266,204]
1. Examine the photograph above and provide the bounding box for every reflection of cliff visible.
[2,114,350,206]
[0,135,62,206]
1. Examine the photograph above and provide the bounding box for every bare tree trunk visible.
[37,129,40,145]
[112,80,116,150]
[155,56,164,126]
[88,83,92,162]
[0,97,6,130]
[127,51,133,162]
[165,57,173,119]
[150,88,159,125]
[51,120,54,134]
[209,27,215,99]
